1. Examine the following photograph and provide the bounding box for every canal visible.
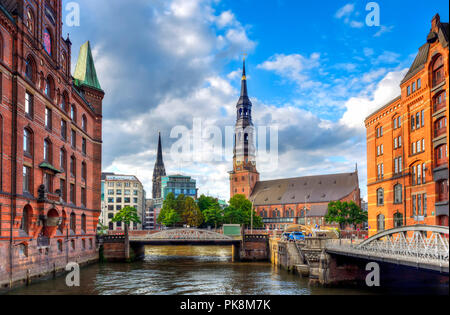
[4,246,444,295]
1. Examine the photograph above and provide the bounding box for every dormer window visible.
[432,55,444,87]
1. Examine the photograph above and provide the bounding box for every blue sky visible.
[62,0,449,201]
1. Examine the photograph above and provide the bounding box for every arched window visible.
[59,210,66,234]
[432,55,444,87]
[20,205,31,235]
[394,212,403,228]
[61,52,67,74]
[43,28,53,56]
[377,214,385,232]
[394,184,402,204]
[25,56,36,82]
[435,144,448,167]
[82,115,87,131]
[23,128,33,156]
[377,188,384,206]
[70,212,76,234]
[81,214,86,234]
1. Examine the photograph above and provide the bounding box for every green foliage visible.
[198,195,221,212]
[162,209,181,227]
[182,197,204,227]
[203,206,224,228]
[111,206,141,226]
[325,201,367,230]
[97,222,108,236]
[222,194,263,228]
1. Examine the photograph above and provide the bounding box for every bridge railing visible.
[326,225,449,265]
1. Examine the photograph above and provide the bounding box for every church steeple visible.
[152,132,166,199]
[230,57,259,199]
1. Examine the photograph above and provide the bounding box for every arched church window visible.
[44,29,52,56]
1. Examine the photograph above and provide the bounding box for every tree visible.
[111,206,141,233]
[162,209,181,227]
[97,222,108,236]
[325,201,367,230]
[203,206,224,229]
[223,194,263,228]
[182,197,204,227]
[198,195,220,212]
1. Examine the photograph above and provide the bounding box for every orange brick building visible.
[0,0,104,288]
[365,14,449,236]
[230,61,361,231]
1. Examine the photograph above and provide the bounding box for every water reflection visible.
[6,245,373,295]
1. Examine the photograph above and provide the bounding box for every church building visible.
[229,60,361,230]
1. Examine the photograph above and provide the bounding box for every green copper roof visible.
[39,162,62,174]
[73,41,102,91]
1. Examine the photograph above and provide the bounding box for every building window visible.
[70,213,76,233]
[70,156,76,177]
[26,9,34,33]
[377,214,385,232]
[82,115,87,131]
[45,107,52,129]
[71,130,76,148]
[44,173,52,192]
[43,28,52,56]
[81,214,86,233]
[81,162,87,182]
[60,149,66,171]
[43,139,51,162]
[417,78,421,89]
[25,92,33,117]
[432,55,444,87]
[60,179,66,202]
[412,195,417,216]
[25,57,36,83]
[23,128,32,156]
[433,91,446,112]
[407,86,411,96]
[82,138,87,155]
[71,105,77,122]
[394,212,403,228]
[377,188,384,206]
[70,184,76,204]
[23,166,31,194]
[394,184,402,204]
[412,82,416,92]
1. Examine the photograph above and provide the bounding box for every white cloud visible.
[335,4,355,19]
[374,25,395,37]
[340,69,408,130]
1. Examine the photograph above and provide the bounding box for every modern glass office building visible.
[161,175,198,199]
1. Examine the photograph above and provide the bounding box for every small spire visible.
[240,57,248,97]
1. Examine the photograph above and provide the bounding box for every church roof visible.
[73,41,102,91]
[250,172,359,206]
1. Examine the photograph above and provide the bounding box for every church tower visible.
[229,59,260,199]
[152,132,166,199]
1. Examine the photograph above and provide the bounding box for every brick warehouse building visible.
[0,0,104,288]
[229,60,361,231]
[365,14,449,236]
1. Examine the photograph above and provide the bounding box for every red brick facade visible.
[365,14,449,236]
[0,0,103,288]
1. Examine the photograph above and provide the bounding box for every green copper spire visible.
[73,41,102,91]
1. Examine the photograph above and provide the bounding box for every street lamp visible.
[250,188,269,235]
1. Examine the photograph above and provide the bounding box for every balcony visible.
[434,101,446,113]
[434,127,446,138]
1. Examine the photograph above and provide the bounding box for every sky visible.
[62,0,449,201]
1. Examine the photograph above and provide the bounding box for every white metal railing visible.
[131,228,234,241]
[326,226,449,267]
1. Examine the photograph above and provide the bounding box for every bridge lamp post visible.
[251,188,269,235]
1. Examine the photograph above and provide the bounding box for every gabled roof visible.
[73,41,102,91]
[401,43,430,84]
[250,172,359,206]
[401,20,449,84]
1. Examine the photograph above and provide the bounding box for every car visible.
[289,231,305,241]
[282,232,292,240]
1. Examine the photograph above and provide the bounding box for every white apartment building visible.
[100,173,146,231]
